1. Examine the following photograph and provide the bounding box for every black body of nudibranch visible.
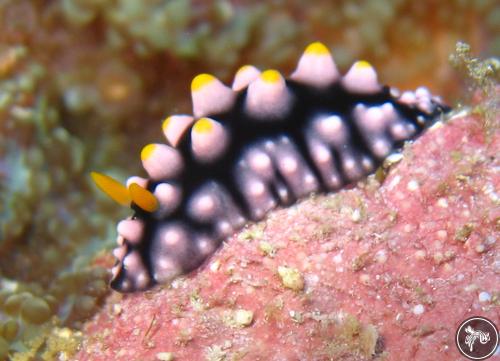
[93,42,450,293]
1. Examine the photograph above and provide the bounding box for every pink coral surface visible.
[77,112,499,361]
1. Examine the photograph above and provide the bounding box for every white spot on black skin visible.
[341,152,364,181]
[196,234,217,257]
[149,222,209,284]
[154,182,182,217]
[269,136,319,198]
[308,113,367,183]
[275,181,291,204]
[312,114,348,146]
[112,245,127,261]
[187,183,220,222]
[187,181,245,235]
[353,103,405,159]
[399,91,417,105]
[306,124,343,189]
[361,156,374,173]
[415,86,431,99]
[390,87,400,98]
[117,219,144,244]
[390,122,416,141]
[111,249,153,292]
[244,147,274,180]
[152,255,180,284]
[109,57,450,293]
[235,162,277,220]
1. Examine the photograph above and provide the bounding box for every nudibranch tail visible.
[93,42,450,293]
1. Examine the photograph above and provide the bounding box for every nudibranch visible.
[92,42,449,293]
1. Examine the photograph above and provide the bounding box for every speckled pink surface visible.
[77,111,499,361]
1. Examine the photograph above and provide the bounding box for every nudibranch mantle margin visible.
[92,42,450,293]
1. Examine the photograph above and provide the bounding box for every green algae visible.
[0,338,8,361]
[25,0,500,86]
[322,314,380,360]
[59,0,265,69]
[0,37,122,358]
[19,297,52,325]
[449,41,499,137]
[450,41,500,93]
[8,326,82,361]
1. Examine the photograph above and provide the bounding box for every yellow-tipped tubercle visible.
[141,144,156,161]
[128,183,159,212]
[304,42,330,55]
[193,118,213,133]
[162,116,171,132]
[355,60,372,69]
[261,69,282,84]
[191,73,216,92]
[236,65,253,75]
[90,172,130,206]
